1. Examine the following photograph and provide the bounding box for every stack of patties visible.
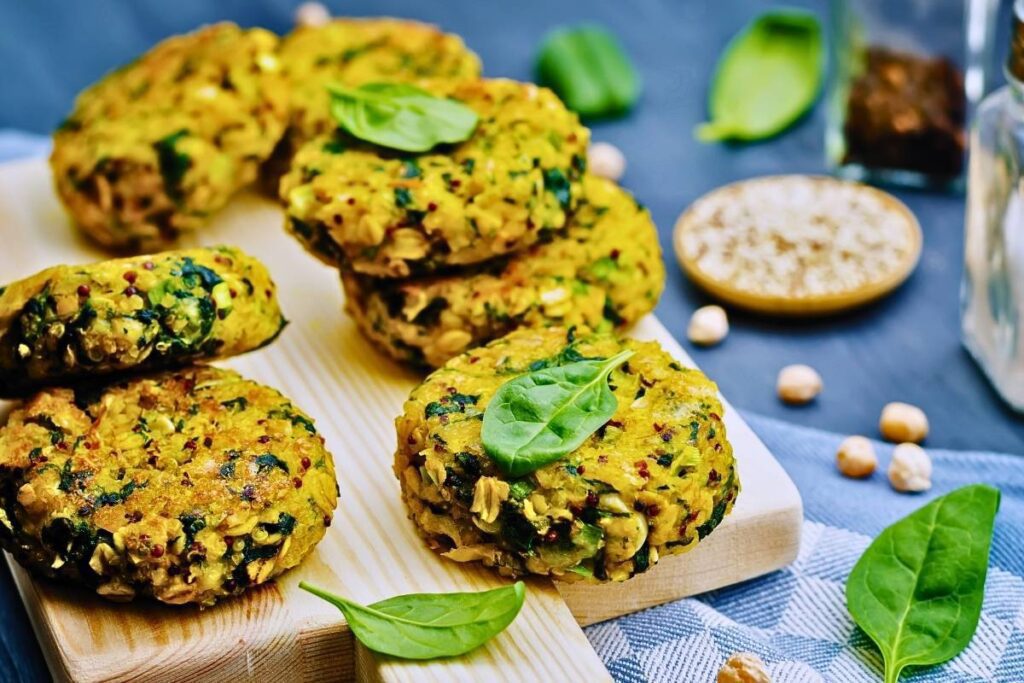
[279,74,664,367]
[49,18,482,253]
[0,247,338,606]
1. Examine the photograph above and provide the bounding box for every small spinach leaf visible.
[846,484,1000,683]
[153,129,191,200]
[482,349,633,477]
[300,581,525,660]
[535,23,640,119]
[697,10,823,142]
[327,82,479,153]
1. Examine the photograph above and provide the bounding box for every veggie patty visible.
[281,78,589,277]
[342,175,664,367]
[0,365,338,605]
[262,18,481,193]
[279,17,481,146]
[394,327,739,582]
[0,246,285,397]
[50,23,289,251]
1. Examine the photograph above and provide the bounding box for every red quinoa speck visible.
[293,477,303,489]
[142,261,155,270]
[123,271,137,283]
[301,457,311,470]
[76,284,90,297]
[258,435,270,444]
[151,544,164,558]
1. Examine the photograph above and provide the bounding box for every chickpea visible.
[879,402,929,443]
[294,2,330,27]
[718,652,771,683]
[687,305,729,346]
[587,142,626,181]
[836,435,877,478]
[888,443,932,493]
[776,364,822,404]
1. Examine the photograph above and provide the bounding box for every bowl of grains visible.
[673,175,922,315]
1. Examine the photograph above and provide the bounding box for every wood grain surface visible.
[0,159,801,682]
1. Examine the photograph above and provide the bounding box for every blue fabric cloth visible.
[0,130,49,162]
[587,413,1024,682]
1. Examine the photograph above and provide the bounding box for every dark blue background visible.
[0,3,1021,676]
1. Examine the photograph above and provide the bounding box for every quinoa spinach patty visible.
[0,246,285,397]
[342,175,665,367]
[0,365,337,606]
[50,23,289,251]
[282,78,589,278]
[395,327,739,582]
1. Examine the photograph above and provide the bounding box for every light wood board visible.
[0,158,802,682]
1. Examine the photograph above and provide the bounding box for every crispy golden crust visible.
[50,23,289,251]
[0,365,337,605]
[394,327,739,582]
[282,79,589,277]
[0,246,285,398]
[342,176,664,367]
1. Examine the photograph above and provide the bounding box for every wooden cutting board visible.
[0,158,802,683]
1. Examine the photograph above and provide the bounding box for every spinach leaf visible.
[153,129,191,200]
[846,484,1000,683]
[535,23,641,119]
[697,10,822,142]
[300,581,525,660]
[482,349,633,477]
[327,82,479,153]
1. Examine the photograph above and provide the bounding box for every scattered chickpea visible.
[888,443,932,493]
[294,2,330,27]
[587,142,627,181]
[717,652,771,683]
[687,305,729,346]
[776,364,822,405]
[879,402,929,443]
[836,435,877,479]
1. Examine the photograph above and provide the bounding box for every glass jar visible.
[826,0,999,190]
[962,1,1024,412]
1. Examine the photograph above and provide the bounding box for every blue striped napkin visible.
[588,414,1024,682]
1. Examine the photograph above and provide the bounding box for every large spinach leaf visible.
[697,10,822,142]
[327,82,479,153]
[846,484,1000,683]
[300,581,525,659]
[481,349,633,477]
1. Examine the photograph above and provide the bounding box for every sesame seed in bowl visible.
[673,175,922,316]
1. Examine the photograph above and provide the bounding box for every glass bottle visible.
[826,0,998,191]
[962,1,1024,411]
